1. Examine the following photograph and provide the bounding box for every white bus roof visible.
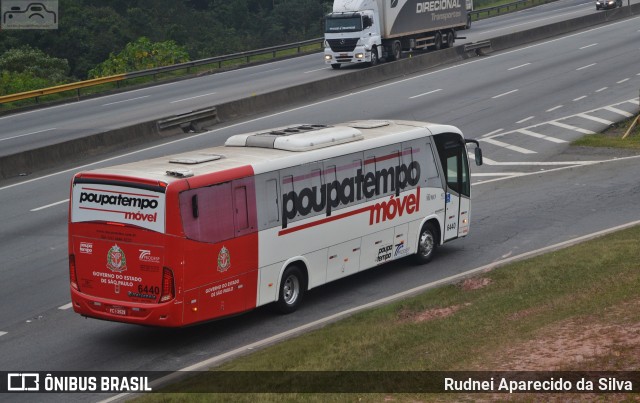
[81,120,461,184]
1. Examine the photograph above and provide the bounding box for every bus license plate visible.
[108,306,127,316]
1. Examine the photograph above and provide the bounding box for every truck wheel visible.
[433,33,442,51]
[389,41,401,61]
[414,223,437,264]
[446,32,454,48]
[369,46,378,66]
[275,265,305,314]
[331,63,341,69]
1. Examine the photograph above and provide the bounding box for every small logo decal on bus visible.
[106,244,128,273]
[217,246,231,272]
[79,242,93,254]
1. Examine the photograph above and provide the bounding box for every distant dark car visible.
[595,0,622,9]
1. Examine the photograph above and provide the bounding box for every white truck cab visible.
[324,0,383,69]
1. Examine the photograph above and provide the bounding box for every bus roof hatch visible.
[225,124,363,152]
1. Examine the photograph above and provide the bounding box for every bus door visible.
[434,133,470,242]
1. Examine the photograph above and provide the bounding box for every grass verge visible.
[572,115,640,149]
[136,225,640,402]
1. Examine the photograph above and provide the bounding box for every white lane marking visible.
[617,78,629,84]
[58,303,73,310]
[0,331,7,337]
[247,68,281,77]
[576,63,596,71]
[473,172,525,176]
[480,156,602,166]
[628,99,640,106]
[0,128,57,142]
[409,89,442,99]
[102,95,149,106]
[170,92,217,103]
[508,63,531,71]
[30,199,69,212]
[573,96,587,101]
[516,116,534,124]
[101,215,640,403]
[4,18,640,193]
[478,5,590,36]
[305,67,330,73]
[547,121,595,134]
[546,105,563,112]
[480,138,536,154]
[577,113,614,125]
[603,106,633,118]
[579,43,598,50]
[480,129,504,138]
[492,89,518,99]
[517,128,567,143]
[596,87,608,92]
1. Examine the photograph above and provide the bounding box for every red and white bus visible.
[68,120,482,327]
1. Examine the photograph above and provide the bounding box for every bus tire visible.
[414,223,437,264]
[275,265,305,314]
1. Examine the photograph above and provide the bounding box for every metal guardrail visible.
[0,38,322,106]
[463,40,493,54]
[0,0,552,107]
[469,0,554,19]
[157,107,218,132]
[0,74,126,104]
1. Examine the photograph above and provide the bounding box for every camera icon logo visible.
[1,1,58,29]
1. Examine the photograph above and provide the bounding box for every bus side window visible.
[401,145,416,191]
[179,183,235,243]
[265,178,279,225]
[371,146,400,197]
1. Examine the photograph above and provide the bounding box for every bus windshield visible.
[325,17,362,33]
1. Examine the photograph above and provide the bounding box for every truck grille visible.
[327,38,358,52]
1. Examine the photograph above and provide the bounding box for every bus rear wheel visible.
[415,224,437,264]
[275,265,305,314]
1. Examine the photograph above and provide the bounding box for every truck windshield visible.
[325,17,362,33]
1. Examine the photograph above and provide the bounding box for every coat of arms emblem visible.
[217,246,231,272]
[106,244,128,273]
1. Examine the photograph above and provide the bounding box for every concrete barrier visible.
[1,4,638,181]
[0,120,181,180]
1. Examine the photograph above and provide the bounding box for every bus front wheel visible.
[415,224,437,264]
[275,265,306,314]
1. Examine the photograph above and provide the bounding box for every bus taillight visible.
[69,254,79,291]
[160,267,175,303]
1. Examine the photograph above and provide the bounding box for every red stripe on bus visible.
[278,205,372,236]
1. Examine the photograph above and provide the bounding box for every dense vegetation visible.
[0,0,500,95]
[0,0,332,93]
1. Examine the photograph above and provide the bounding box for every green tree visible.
[0,71,52,96]
[0,46,70,82]
[0,46,70,95]
[89,37,190,78]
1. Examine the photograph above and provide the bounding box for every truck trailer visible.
[324,0,471,69]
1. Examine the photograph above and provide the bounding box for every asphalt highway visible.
[0,3,639,402]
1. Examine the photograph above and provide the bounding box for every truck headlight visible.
[355,53,364,59]
[325,54,332,60]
